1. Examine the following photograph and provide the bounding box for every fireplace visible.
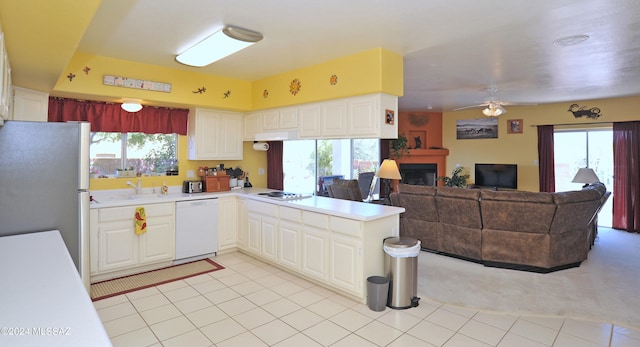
[400,163,437,186]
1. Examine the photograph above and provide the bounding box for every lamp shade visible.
[121,99,143,113]
[176,25,263,67]
[482,102,506,117]
[376,159,402,180]
[571,168,600,184]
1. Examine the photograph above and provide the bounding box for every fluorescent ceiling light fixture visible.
[121,99,143,113]
[176,25,263,67]
[482,102,506,117]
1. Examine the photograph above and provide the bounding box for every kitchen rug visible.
[90,259,224,301]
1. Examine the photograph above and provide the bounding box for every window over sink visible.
[90,132,178,177]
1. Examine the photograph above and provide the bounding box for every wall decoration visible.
[507,119,523,134]
[103,75,172,93]
[192,87,206,94]
[263,89,269,98]
[409,113,429,126]
[330,74,338,85]
[385,109,395,125]
[67,73,76,81]
[568,103,602,119]
[409,130,426,149]
[289,78,301,95]
[83,66,91,75]
[223,90,231,98]
[456,118,498,139]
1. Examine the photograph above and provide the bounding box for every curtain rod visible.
[529,121,613,127]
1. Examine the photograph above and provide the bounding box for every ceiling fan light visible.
[121,99,143,113]
[176,25,263,67]
[482,103,506,117]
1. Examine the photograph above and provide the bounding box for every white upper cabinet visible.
[244,106,299,141]
[12,87,49,122]
[188,108,243,160]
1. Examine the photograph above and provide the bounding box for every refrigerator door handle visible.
[77,122,91,190]
[78,191,91,291]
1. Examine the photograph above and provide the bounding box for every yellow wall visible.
[442,95,640,192]
[68,48,404,191]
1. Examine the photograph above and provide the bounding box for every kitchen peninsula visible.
[89,187,404,303]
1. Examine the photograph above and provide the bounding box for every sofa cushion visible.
[435,187,482,229]
[480,190,556,233]
[396,184,438,222]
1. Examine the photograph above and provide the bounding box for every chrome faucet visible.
[126,180,142,194]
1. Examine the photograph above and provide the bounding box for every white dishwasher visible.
[175,198,219,264]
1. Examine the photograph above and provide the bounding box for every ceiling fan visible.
[452,88,537,116]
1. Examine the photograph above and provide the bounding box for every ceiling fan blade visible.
[452,103,489,111]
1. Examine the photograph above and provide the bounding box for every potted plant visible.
[437,167,470,188]
[390,133,410,159]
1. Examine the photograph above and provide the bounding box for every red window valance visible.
[48,97,189,135]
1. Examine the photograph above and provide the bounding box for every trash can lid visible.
[384,237,419,248]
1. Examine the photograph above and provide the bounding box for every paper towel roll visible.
[253,142,269,151]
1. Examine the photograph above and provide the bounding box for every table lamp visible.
[571,167,600,187]
[376,159,401,205]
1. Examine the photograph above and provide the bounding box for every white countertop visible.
[0,230,111,347]
[91,187,404,222]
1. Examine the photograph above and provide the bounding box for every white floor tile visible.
[126,286,161,300]
[442,333,492,347]
[261,297,302,318]
[217,272,251,286]
[93,294,129,310]
[203,286,241,305]
[129,293,171,312]
[233,307,276,329]
[611,330,640,347]
[160,329,212,347]
[387,333,435,347]
[109,326,158,347]
[103,313,148,338]
[553,332,602,347]
[303,320,351,346]
[287,289,325,307]
[97,301,138,323]
[163,285,201,303]
[139,303,182,325]
[270,281,306,297]
[613,325,640,341]
[217,331,268,347]
[156,279,188,292]
[458,319,507,346]
[173,295,213,314]
[281,308,325,331]
[306,298,348,319]
[244,288,283,306]
[377,309,423,332]
[217,296,258,316]
[509,319,559,346]
[149,315,196,341]
[472,311,518,331]
[424,307,470,331]
[185,305,228,328]
[332,333,379,346]
[355,320,404,346]
[329,308,374,332]
[231,280,266,295]
[407,320,456,347]
[251,319,299,345]
[561,318,613,346]
[498,332,549,347]
[190,278,226,294]
[273,332,323,347]
[200,317,247,344]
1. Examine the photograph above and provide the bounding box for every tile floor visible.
[95,252,640,347]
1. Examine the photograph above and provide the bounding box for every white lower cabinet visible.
[301,226,329,281]
[218,197,238,251]
[278,220,301,270]
[329,233,362,294]
[245,200,279,259]
[90,202,175,281]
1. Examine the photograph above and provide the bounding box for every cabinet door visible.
[260,216,278,261]
[247,212,262,255]
[262,110,280,130]
[244,112,261,141]
[237,200,248,250]
[348,94,378,136]
[298,104,321,138]
[12,87,49,122]
[97,220,138,272]
[321,99,348,137]
[279,107,298,129]
[301,226,328,281]
[278,221,301,270]
[139,215,175,264]
[218,197,238,251]
[329,234,362,295]
[217,113,243,160]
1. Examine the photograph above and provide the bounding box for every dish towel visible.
[135,207,147,235]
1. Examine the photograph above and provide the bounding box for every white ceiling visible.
[46,0,640,111]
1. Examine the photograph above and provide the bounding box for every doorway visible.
[554,129,613,227]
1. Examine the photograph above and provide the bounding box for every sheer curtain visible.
[48,97,188,135]
[612,121,640,232]
[537,125,555,192]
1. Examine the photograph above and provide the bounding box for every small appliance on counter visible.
[182,180,203,193]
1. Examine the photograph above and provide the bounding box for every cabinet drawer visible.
[329,216,361,237]
[279,206,301,222]
[246,200,278,216]
[98,203,174,222]
[302,211,328,228]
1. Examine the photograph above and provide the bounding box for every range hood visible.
[254,130,297,141]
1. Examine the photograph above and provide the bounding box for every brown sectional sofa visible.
[390,182,607,272]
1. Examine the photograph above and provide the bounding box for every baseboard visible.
[482,260,582,273]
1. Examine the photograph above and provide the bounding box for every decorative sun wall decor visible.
[289,78,301,95]
[330,74,338,85]
[263,89,269,98]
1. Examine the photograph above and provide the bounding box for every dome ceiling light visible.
[121,99,143,113]
[176,25,263,67]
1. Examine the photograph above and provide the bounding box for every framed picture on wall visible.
[385,109,395,125]
[507,119,523,134]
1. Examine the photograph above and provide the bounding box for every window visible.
[283,138,379,196]
[90,132,178,176]
[554,128,613,226]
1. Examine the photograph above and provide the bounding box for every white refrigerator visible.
[0,120,91,288]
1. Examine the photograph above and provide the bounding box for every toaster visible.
[182,180,203,193]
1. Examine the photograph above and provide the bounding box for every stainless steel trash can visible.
[384,237,421,309]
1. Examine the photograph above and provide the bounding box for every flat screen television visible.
[474,164,518,190]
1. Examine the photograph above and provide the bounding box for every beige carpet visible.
[90,259,224,301]
[417,227,640,329]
